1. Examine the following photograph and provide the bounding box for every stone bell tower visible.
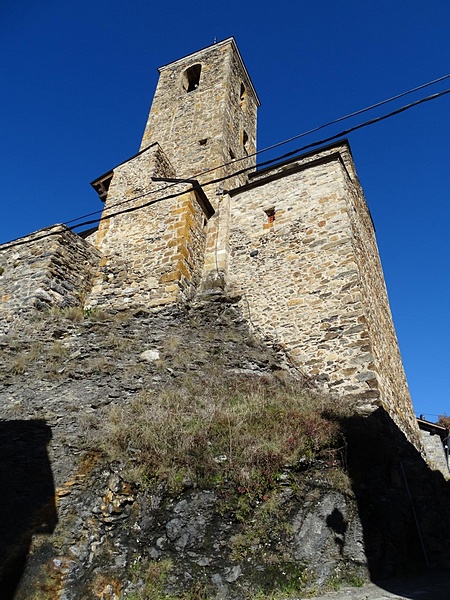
[140,38,260,196]
[87,38,259,309]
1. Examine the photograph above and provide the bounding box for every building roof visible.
[417,416,448,440]
[228,139,353,196]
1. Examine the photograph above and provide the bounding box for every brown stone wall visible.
[87,144,209,310]
[0,225,100,331]
[200,193,231,293]
[218,142,421,447]
[158,191,209,302]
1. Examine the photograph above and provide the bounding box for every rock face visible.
[1,301,450,599]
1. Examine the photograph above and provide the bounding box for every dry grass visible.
[4,344,42,375]
[93,372,349,504]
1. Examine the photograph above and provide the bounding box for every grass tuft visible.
[93,371,349,507]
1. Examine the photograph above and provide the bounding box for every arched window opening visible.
[240,82,247,102]
[182,64,202,92]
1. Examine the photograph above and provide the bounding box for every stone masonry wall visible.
[200,193,232,293]
[87,144,210,309]
[221,142,421,447]
[340,147,421,446]
[0,225,100,332]
[420,430,449,476]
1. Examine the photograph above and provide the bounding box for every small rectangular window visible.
[264,207,275,223]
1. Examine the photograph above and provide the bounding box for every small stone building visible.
[417,416,449,476]
[0,38,424,452]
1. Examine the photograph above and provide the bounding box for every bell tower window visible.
[182,64,202,92]
[243,130,249,155]
[240,82,247,108]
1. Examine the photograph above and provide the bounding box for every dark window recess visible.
[182,64,202,92]
[243,130,249,154]
[199,138,208,145]
[264,207,275,223]
[240,82,247,103]
[229,148,236,160]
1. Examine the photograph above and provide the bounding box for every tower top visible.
[157,37,260,107]
[139,36,259,192]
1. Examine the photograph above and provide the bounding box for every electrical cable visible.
[68,84,450,231]
[243,72,450,159]
[2,83,450,250]
[63,73,450,227]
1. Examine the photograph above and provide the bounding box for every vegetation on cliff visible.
[94,367,349,512]
[0,304,374,599]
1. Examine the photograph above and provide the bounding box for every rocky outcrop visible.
[1,301,450,599]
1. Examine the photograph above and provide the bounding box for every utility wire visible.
[86,83,450,228]
[246,86,450,171]
[2,83,450,250]
[246,72,450,158]
[64,73,450,227]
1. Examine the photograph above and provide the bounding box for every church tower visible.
[0,38,424,452]
[140,38,259,196]
[87,38,259,309]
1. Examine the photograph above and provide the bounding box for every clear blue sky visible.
[1,1,449,420]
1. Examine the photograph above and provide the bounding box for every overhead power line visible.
[64,72,450,227]
[249,72,450,158]
[71,84,450,230]
[1,80,450,251]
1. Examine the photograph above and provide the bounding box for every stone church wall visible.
[420,429,449,476]
[342,148,421,445]
[224,141,421,447]
[87,143,211,310]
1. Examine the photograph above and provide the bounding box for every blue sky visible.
[1,1,449,420]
